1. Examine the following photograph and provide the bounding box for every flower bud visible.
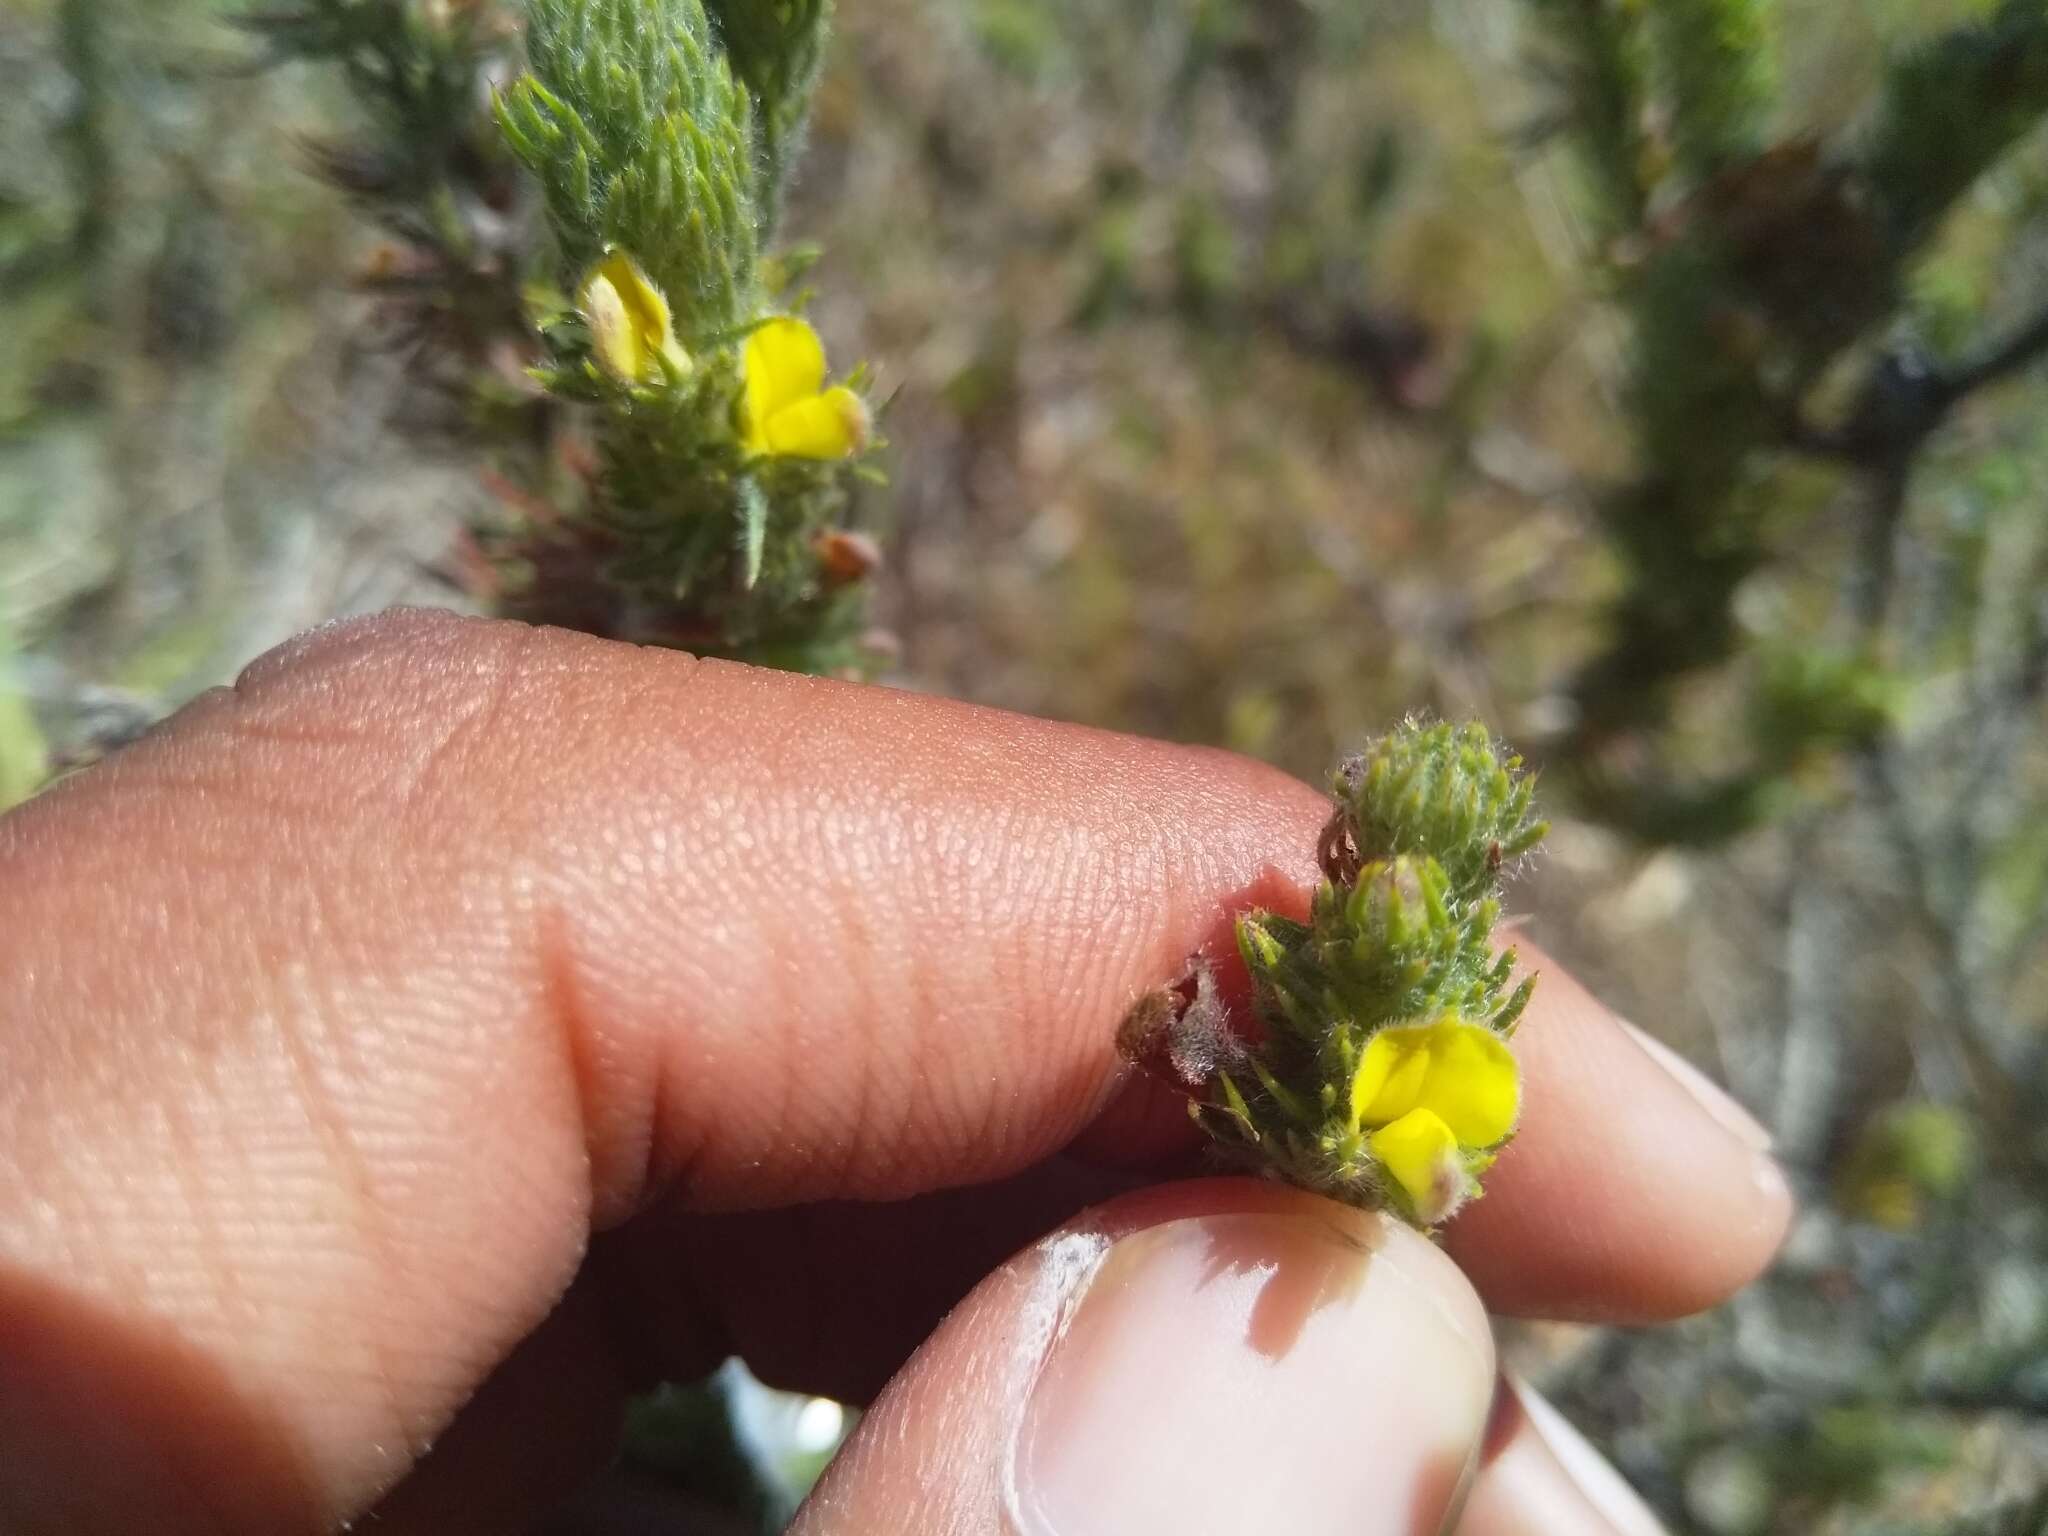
[579,252,690,385]
[813,529,883,587]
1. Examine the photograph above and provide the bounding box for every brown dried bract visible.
[813,529,883,587]
[1115,986,1181,1072]
[1115,963,1246,1092]
[1317,806,1363,886]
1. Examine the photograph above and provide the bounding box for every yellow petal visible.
[1369,1108,1465,1224]
[580,269,642,382]
[582,253,688,382]
[1350,1022,1435,1129]
[1417,1021,1520,1146]
[598,254,670,351]
[760,385,869,460]
[744,317,829,441]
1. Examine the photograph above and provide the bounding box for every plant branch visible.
[1792,299,2048,465]
[1942,302,2048,401]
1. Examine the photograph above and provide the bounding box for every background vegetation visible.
[5,0,2048,1530]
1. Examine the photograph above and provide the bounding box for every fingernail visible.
[1463,1378,1668,1536]
[1012,1208,1494,1536]
[1622,1022,1775,1154]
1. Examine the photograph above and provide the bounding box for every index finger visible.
[0,610,1787,1530]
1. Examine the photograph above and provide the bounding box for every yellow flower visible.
[1349,1016,1520,1223]
[579,252,690,384]
[742,316,869,460]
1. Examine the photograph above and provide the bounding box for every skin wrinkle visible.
[202,708,397,757]
[1007,819,1101,1119]
[901,937,987,1188]
[27,766,265,1286]
[905,800,986,1182]
[1039,810,1217,1159]
[357,1055,584,1444]
[521,664,734,1221]
[643,1004,716,1210]
[209,644,453,817]
[542,804,725,1217]
[235,615,476,803]
[269,972,430,1463]
[1037,878,1149,1149]
[628,767,806,1205]
[761,893,818,1203]
[818,785,919,1192]
[259,688,531,1448]
[227,613,370,694]
[154,1047,258,1437]
[825,926,887,1201]
[99,761,321,821]
[534,904,620,1234]
[384,661,519,833]
[842,792,953,1195]
[941,803,1139,1185]
[797,777,889,1198]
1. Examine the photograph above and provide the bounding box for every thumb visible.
[791,1179,1496,1536]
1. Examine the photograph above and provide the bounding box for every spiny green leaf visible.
[736,476,768,588]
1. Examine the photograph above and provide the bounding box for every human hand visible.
[0,610,1790,1534]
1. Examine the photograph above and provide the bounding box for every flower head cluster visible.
[574,259,867,465]
[1121,720,1547,1229]
[493,0,879,669]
